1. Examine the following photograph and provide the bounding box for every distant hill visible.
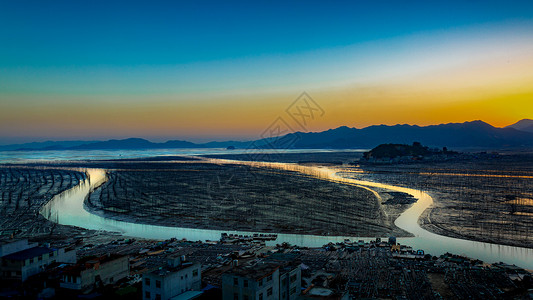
[283,120,533,149]
[364,142,434,159]
[0,140,93,151]
[66,138,253,150]
[2,120,533,151]
[361,142,462,165]
[505,119,533,133]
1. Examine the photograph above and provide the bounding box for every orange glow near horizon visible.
[1,79,532,142]
[1,24,533,142]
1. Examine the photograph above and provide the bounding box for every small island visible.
[362,142,459,164]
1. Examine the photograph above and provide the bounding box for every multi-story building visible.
[0,240,76,282]
[142,256,202,300]
[265,253,302,300]
[60,254,129,293]
[0,239,37,258]
[278,262,301,300]
[222,260,301,300]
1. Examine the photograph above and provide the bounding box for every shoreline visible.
[81,160,410,238]
[34,158,533,269]
[4,156,532,250]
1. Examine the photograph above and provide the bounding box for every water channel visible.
[40,160,533,270]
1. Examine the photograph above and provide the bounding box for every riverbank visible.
[3,152,533,269]
[352,155,533,249]
[82,160,408,237]
[0,166,90,241]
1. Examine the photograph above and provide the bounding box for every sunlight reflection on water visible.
[40,159,533,270]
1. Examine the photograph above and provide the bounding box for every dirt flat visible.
[354,154,533,248]
[0,167,86,238]
[86,162,408,237]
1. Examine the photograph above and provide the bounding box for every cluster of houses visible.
[6,236,507,299]
[0,238,304,300]
[0,239,201,299]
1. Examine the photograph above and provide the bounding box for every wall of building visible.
[1,247,76,282]
[60,255,129,293]
[0,240,37,258]
[222,269,280,300]
[60,274,82,290]
[142,263,201,300]
[97,255,130,286]
[278,266,302,300]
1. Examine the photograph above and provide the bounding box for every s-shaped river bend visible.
[40,160,533,270]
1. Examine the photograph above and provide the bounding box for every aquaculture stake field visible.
[86,162,408,237]
[0,167,85,238]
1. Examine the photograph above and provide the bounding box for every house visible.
[222,262,280,300]
[222,259,301,300]
[60,254,129,293]
[0,240,76,282]
[142,256,201,300]
[277,262,301,300]
[0,239,37,258]
[266,253,302,300]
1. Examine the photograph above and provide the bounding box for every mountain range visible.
[505,119,533,133]
[1,119,533,151]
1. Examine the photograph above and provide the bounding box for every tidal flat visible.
[84,160,407,237]
[351,154,533,248]
[0,167,86,239]
[2,151,532,251]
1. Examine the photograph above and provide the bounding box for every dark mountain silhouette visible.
[1,120,532,151]
[506,119,533,133]
[68,138,203,150]
[68,138,154,150]
[286,120,533,148]
[0,140,92,151]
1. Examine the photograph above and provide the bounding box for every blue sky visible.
[2,1,532,67]
[1,1,533,143]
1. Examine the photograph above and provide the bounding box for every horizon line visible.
[1,118,531,146]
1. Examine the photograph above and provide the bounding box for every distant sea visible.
[0,148,361,164]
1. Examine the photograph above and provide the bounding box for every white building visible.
[142,256,201,300]
[222,263,281,300]
[0,240,76,282]
[0,239,37,257]
[278,263,301,300]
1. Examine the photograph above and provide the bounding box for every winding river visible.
[40,160,533,270]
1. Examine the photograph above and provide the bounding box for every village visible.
[1,232,532,299]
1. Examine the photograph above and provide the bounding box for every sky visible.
[1,1,533,144]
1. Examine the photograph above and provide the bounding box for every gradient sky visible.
[1,1,533,144]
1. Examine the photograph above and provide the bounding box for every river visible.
[39,159,533,270]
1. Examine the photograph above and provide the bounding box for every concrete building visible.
[222,262,280,300]
[278,262,301,300]
[266,253,302,300]
[60,254,129,293]
[222,259,301,300]
[0,239,37,258]
[0,240,76,282]
[142,256,201,300]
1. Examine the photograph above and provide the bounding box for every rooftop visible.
[264,253,301,273]
[63,254,126,276]
[2,246,53,261]
[169,290,203,300]
[78,253,125,265]
[224,262,280,281]
[0,238,28,247]
[149,261,200,278]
